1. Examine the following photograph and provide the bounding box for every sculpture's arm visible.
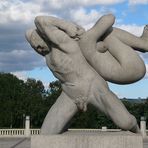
[35,17,81,54]
[26,16,83,55]
[34,16,85,39]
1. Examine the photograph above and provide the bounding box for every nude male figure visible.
[79,14,148,84]
[26,16,139,135]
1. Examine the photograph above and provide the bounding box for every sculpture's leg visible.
[90,80,140,133]
[80,14,115,56]
[41,91,78,135]
[80,15,146,84]
[110,26,148,52]
[102,35,146,84]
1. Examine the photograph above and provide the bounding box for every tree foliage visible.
[0,72,148,129]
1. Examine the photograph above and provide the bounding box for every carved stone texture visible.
[26,14,148,135]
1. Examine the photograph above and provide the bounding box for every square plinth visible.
[31,131,143,148]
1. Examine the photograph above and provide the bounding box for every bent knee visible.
[113,60,146,84]
[134,62,146,80]
[125,61,146,82]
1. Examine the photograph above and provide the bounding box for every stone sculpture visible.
[26,14,148,135]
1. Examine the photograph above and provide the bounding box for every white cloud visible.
[0,0,48,24]
[70,8,103,29]
[44,0,125,10]
[0,0,124,25]
[11,71,28,81]
[43,82,49,90]
[129,0,148,5]
[0,49,45,72]
[70,7,116,30]
[115,24,144,36]
[11,71,50,89]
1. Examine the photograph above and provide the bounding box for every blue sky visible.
[0,0,148,98]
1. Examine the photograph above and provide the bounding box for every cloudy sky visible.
[0,0,148,98]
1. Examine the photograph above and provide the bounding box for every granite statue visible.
[26,14,148,135]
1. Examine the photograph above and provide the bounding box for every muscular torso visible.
[45,45,108,101]
[45,46,95,83]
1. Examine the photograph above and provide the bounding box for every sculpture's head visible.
[26,29,50,56]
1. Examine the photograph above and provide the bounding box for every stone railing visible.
[0,129,25,136]
[0,129,40,137]
[0,115,144,137]
[0,128,147,137]
[68,128,121,132]
[0,128,121,137]
[30,129,40,135]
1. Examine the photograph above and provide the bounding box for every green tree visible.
[0,73,25,128]
[0,73,148,130]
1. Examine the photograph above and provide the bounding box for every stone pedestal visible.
[31,131,143,148]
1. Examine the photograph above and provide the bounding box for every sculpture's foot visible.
[130,125,140,134]
[141,25,148,42]
[140,25,148,52]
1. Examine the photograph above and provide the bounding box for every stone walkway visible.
[143,138,148,148]
[0,137,147,148]
[0,138,30,148]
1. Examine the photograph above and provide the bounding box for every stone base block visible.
[31,131,143,148]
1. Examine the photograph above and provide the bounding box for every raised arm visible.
[35,16,85,39]
[26,16,84,56]
[26,15,85,56]
[34,17,82,54]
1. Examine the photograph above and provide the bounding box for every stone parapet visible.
[31,131,143,148]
